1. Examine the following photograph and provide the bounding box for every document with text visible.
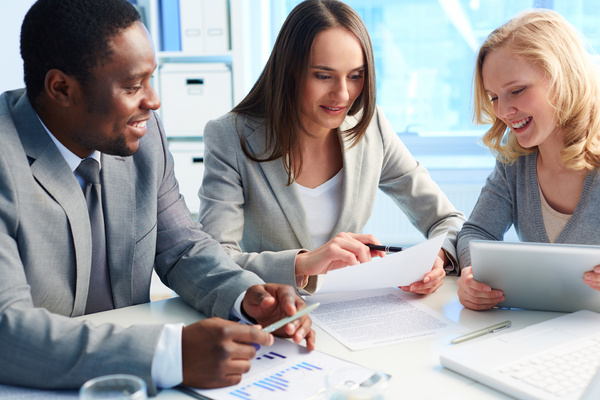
[316,233,447,294]
[306,287,462,350]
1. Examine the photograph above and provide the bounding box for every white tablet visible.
[470,240,600,312]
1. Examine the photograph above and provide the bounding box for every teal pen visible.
[262,303,320,333]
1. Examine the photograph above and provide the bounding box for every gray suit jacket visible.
[198,106,465,294]
[0,89,264,393]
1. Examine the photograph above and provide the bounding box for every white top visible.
[296,169,344,248]
[539,185,571,243]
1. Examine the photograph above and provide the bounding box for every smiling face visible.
[300,27,365,138]
[66,21,160,158]
[482,46,562,150]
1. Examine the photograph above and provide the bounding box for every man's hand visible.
[242,284,316,350]
[181,317,273,388]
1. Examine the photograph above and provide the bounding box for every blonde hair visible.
[473,9,600,170]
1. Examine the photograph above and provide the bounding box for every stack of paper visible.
[306,233,464,350]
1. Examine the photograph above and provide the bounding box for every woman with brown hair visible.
[199,0,464,294]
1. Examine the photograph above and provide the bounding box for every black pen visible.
[366,244,404,253]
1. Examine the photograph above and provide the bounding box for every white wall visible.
[0,0,36,92]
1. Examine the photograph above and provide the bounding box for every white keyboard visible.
[498,336,600,397]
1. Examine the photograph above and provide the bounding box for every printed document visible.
[188,337,377,400]
[306,288,461,350]
[316,233,447,294]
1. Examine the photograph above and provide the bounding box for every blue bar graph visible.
[227,360,324,399]
[256,351,287,361]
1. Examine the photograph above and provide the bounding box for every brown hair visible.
[473,9,600,170]
[233,0,376,184]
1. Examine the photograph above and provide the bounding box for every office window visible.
[278,0,600,245]
[285,0,600,137]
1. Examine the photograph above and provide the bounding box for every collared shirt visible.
[36,115,183,388]
[36,114,250,388]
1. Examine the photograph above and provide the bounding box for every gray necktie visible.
[76,158,114,314]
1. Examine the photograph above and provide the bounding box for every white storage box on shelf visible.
[159,63,232,138]
[168,140,204,216]
[179,0,230,53]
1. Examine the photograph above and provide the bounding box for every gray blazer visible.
[457,153,600,268]
[0,89,263,393]
[198,106,465,293]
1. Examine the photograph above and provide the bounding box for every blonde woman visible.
[457,9,600,310]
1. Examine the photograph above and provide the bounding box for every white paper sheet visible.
[306,287,463,350]
[190,337,377,400]
[317,233,447,295]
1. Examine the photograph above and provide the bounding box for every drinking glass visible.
[326,367,389,400]
[79,374,147,400]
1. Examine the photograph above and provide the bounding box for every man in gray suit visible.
[0,0,314,395]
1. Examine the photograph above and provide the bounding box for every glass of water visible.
[79,374,147,400]
[326,367,389,400]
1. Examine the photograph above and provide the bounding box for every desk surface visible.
[73,277,564,399]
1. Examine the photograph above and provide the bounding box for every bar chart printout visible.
[190,337,376,400]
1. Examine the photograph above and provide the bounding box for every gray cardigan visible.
[199,106,466,293]
[457,151,600,268]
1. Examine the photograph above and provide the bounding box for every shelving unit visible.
[132,0,276,215]
[134,0,254,215]
[135,0,252,108]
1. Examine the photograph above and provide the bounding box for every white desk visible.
[73,277,564,399]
